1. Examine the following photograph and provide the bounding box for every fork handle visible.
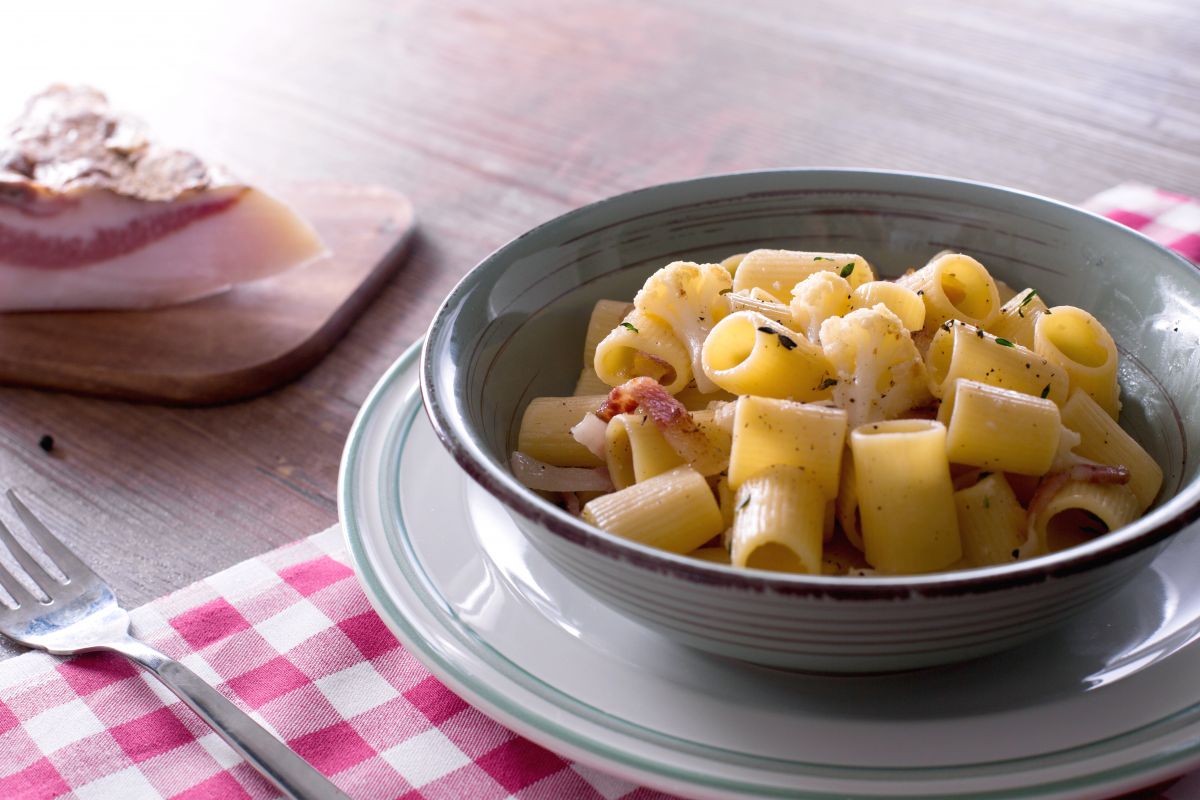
[108,637,351,800]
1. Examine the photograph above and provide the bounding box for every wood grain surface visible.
[0,0,1196,717]
[0,184,413,404]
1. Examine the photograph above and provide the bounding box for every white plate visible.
[339,342,1200,799]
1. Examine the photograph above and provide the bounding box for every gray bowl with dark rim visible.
[420,169,1200,672]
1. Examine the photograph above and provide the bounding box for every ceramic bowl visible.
[420,169,1200,673]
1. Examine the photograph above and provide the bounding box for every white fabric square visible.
[178,652,224,687]
[310,525,345,556]
[196,731,242,770]
[571,763,639,800]
[0,651,57,692]
[1082,183,1157,216]
[140,672,180,707]
[205,557,281,602]
[24,697,105,753]
[254,600,331,655]
[128,604,173,641]
[315,662,398,719]
[1158,201,1200,232]
[75,765,158,799]
[380,728,471,787]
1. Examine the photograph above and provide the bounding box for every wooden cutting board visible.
[0,183,414,405]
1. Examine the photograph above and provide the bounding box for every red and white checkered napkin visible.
[0,526,673,800]
[1081,182,1200,263]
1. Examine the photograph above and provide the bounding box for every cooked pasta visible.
[1034,306,1121,419]
[850,420,961,574]
[988,288,1049,349]
[509,246,1161,577]
[581,465,724,553]
[954,474,1025,567]
[895,252,1001,332]
[731,465,825,573]
[939,379,1062,475]
[926,321,1069,404]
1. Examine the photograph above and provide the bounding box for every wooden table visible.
[1,0,1198,792]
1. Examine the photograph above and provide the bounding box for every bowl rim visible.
[420,167,1200,600]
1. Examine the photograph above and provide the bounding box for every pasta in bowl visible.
[421,170,1200,672]
[511,250,1162,578]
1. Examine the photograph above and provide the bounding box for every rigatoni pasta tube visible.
[583,300,635,368]
[575,300,633,397]
[582,465,724,553]
[896,253,1001,333]
[701,311,834,400]
[850,281,926,331]
[940,379,1062,475]
[604,413,684,489]
[835,449,864,551]
[1029,481,1140,554]
[517,395,607,467]
[730,466,824,573]
[728,395,847,495]
[732,249,875,296]
[1034,306,1120,419]
[850,420,961,573]
[925,322,1069,404]
[594,309,691,393]
[988,288,1049,350]
[954,474,1025,567]
[1062,389,1162,511]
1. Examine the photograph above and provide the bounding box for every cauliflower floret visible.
[790,271,853,343]
[634,261,732,393]
[819,304,933,427]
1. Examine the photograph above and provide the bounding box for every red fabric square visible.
[110,706,195,763]
[476,737,569,793]
[0,757,69,800]
[169,771,253,800]
[402,764,505,800]
[1168,231,1200,262]
[56,651,138,696]
[1106,209,1154,230]
[226,656,309,708]
[338,611,400,660]
[279,556,352,597]
[171,598,251,650]
[288,721,374,774]
[0,702,19,735]
[404,677,467,725]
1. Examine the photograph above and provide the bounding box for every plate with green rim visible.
[339,340,1200,799]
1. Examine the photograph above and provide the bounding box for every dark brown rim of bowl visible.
[420,168,1200,601]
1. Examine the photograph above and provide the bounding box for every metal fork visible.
[0,490,349,800]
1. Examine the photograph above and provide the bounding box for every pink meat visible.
[0,85,326,311]
[596,377,725,475]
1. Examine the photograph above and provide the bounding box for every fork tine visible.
[0,559,42,608]
[0,517,59,595]
[6,491,94,583]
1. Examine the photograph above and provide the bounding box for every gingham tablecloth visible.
[1,183,1197,800]
[0,526,672,800]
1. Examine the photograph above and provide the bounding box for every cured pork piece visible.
[0,85,326,311]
